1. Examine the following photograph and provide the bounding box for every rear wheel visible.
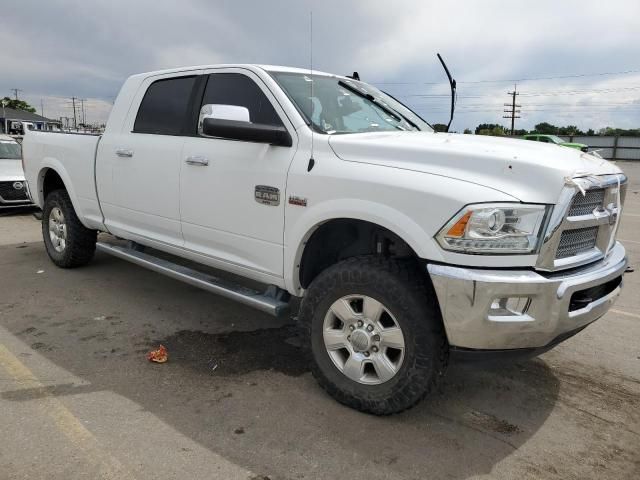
[299,256,448,415]
[42,189,97,268]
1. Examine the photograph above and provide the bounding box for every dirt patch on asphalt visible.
[463,410,522,435]
[156,325,308,377]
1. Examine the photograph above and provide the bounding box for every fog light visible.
[490,297,531,316]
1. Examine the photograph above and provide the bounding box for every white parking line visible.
[619,238,640,245]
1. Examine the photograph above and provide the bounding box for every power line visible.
[373,68,640,85]
[399,84,640,99]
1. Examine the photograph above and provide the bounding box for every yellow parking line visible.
[610,309,640,320]
[0,344,135,479]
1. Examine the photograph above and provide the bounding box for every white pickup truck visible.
[23,64,628,414]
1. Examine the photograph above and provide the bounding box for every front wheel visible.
[299,256,448,415]
[42,189,97,268]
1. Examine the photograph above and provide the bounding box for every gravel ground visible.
[0,162,639,480]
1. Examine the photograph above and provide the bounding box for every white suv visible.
[0,135,33,208]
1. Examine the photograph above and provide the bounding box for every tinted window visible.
[201,74,281,126]
[134,76,196,134]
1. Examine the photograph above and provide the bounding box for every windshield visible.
[270,72,433,134]
[0,140,21,159]
[548,135,565,144]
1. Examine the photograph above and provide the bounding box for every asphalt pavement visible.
[1,162,639,479]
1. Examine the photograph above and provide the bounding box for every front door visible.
[179,70,297,278]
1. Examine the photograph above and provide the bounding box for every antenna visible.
[307,11,315,172]
[436,53,457,132]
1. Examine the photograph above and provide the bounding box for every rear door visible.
[97,73,198,246]
[179,69,297,278]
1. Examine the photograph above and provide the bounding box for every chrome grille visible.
[568,188,605,216]
[537,173,627,271]
[0,181,29,202]
[555,226,599,259]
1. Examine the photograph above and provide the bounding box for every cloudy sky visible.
[2,0,639,131]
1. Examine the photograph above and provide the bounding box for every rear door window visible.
[134,76,196,135]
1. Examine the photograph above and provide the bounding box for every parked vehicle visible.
[22,65,628,414]
[523,133,589,152]
[8,121,35,136]
[0,134,34,208]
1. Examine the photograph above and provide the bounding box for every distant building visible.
[0,107,62,134]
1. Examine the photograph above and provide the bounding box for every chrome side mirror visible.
[198,104,250,136]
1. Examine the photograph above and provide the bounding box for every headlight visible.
[436,203,549,254]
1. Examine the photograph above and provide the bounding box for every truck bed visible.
[22,130,104,230]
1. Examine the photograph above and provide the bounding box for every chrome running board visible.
[95,242,290,317]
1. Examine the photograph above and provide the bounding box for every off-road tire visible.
[299,256,448,415]
[42,189,97,268]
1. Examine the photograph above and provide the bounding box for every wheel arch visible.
[36,165,85,226]
[286,200,434,294]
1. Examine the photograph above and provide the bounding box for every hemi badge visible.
[288,196,307,207]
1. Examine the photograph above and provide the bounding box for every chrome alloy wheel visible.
[48,207,67,253]
[323,295,406,385]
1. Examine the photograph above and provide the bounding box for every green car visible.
[523,134,588,152]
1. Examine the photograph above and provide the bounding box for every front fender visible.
[284,198,439,294]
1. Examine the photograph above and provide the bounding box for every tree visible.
[476,124,508,136]
[1,97,36,113]
[463,128,472,134]
[432,123,449,132]
[598,127,640,136]
[586,129,595,136]
[533,122,558,134]
[558,125,584,136]
[474,123,504,135]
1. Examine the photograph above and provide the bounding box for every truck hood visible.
[328,131,621,203]
[0,159,26,181]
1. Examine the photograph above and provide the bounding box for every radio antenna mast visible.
[307,11,316,172]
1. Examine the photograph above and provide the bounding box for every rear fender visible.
[36,161,87,227]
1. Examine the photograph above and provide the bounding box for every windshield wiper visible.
[338,80,419,130]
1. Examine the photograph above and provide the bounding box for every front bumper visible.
[427,242,627,350]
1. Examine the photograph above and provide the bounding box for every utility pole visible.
[503,84,521,136]
[11,88,22,100]
[71,97,78,130]
[1,99,6,134]
[80,99,86,126]
[40,99,44,117]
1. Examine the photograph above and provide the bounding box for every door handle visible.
[185,155,209,166]
[115,148,134,158]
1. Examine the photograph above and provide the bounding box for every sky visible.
[1,0,639,132]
